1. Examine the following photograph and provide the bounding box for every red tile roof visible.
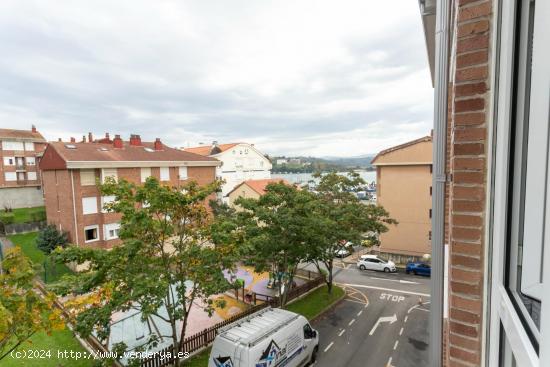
[184,143,240,156]
[0,128,45,141]
[40,140,219,170]
[229,178,291,196]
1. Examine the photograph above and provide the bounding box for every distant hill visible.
[269,154,375,173]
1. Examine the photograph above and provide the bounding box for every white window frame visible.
[101,168,118,183]
[26,157,36,165]
[101,195,116,213]
[3,157,14,166]
[2,141,24,151]
[80,169,96,186]
[4,172,16,181]
[104,223,120,240]
[84,225,100,243]
[24,142,34,151]
[178,166,188,180]
[488,0,550,366]
[27,171,37,181]
[141,167,152,183]
[160,167,170,181]
[82,197,98,215]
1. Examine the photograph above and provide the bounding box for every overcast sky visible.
[0,0,433,157]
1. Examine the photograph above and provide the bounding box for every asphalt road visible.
[306,261,430,367]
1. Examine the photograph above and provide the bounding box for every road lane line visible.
[393,340,399,350]
[357,310,363,316]
[348,318,356,326]
[324,342,334,352]
[386,357,392,367]
[404,316,408,323]
[399,327,404,335]
[340,283,430,297]
[338,329,346,336]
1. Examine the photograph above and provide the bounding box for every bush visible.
[0,212,15,225]
[36,225,69,254]
[30,209,47,222]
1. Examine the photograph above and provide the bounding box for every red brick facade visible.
[445,0,492,366]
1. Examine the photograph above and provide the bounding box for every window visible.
[429,209,432,218]
[178,166,188,180]
[104,223,120,240]
[141,167,151,183]
[26,157,36,165]
[101,168,117,183]
[3,157,14,166]
[84,225,99,243]
[4,172,16,181]
[303,324,315,339]
[80,169,96,186]
[101,196,116,213]
[27,172,37,181]
[82,197,98,215]
[2,141,24,151]
[160,167,170,181]
[24,142,34,151]
[489,0,550,365]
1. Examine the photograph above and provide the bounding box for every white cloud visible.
[0,0,433,157]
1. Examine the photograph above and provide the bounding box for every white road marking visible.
[393,340,399,350]
[404,316,408,323]
[371,276,420,285]
[357,310,363,317]
[344,298,367,305]
[364,303,368,309]
[386,356,393,367]
[349,318,356,326]
[338,329,346,336]
[341,283,430,297]
[324,342,334,352]
[369,314,397,335]
[408,301,431,314]
[399,327,404,335]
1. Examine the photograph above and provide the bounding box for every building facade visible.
[39,133,220,248]
[371,136,432,261]
[419,0,550,366]
[226,178,290,208]
[184,142,272,202]
[0,126,47,208]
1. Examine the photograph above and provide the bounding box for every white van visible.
[208,308,319,367]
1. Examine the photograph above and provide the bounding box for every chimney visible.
[129,134,142,146]
[70,137,76,143]
[88,132,93,142]
[82,135,86,142]
[113,134,123,149]
[154,138,163,151]
[58,138,62,142]
[31,125,37,133]
[105,132,110,140]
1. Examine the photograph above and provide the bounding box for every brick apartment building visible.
[39,133,220,248]
[0,126,47,208]
[371,136,432,261]
[418,0,550,366]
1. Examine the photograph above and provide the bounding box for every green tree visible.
[0,247,64,361]
[236,182,324,306]
[52,177,235,367]
[36,224,69,254]
[307,172,397,293]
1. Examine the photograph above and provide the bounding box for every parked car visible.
[335,247,351,258]
[357,255,397,273]
[209,307,319,367]
[406,262,431,276]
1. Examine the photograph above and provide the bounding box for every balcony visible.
[15,164,26,171]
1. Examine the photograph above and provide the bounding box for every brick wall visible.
[42,165,217,249]
[445,0,493,366]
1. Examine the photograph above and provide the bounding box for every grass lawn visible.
[184,285,344,366]
[4,206,46,224]
[8,232,73,283]
[1,328,93,367]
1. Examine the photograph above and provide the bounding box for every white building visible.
[184,142,272,201]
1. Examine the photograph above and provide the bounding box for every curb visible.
[308,286,347,323]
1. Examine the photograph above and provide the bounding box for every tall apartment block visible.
[0,126,47,208]
[39,133,220,248]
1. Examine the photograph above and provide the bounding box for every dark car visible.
[406,262,431,276]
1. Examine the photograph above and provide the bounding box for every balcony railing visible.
[15,164,26,171]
